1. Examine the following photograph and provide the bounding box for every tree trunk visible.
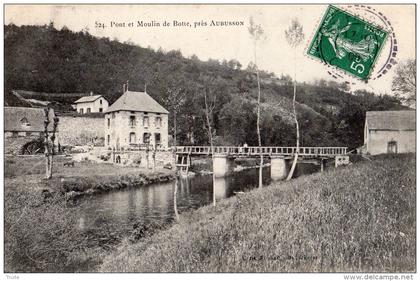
[286,50,300,181]
[254,41,263,188]
[44,131,51,179]
[47,155,53,179]
[45,153,51,179]
[172,111,177,171]
[204,88,216,206]
[173,175,180,222]
[173,111,177,147]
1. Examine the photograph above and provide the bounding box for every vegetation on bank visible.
[101,154,415,272]
[5,24,407,150]
[4,155,175,272]
[5,155,175,196]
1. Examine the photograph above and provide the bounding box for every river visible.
[75,163,320,241]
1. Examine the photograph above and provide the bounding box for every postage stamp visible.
[307,5,389,80]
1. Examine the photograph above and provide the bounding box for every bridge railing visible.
[175,146,347,156]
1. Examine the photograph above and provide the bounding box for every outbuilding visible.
[363,110,415,155]
[74,92,109,114]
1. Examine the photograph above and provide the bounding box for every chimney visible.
[90,91,93,96]
[123,83,126,93]
[144,83,147,93]
[126,80,129,92]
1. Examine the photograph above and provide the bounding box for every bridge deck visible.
[176,146,347,157]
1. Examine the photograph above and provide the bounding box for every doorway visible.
[387,141,398,154]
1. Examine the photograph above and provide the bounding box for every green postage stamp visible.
[307,5,388,80]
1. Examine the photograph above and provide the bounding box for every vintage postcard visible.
[2,3,416,278]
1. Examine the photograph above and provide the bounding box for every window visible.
[99,108,103,113]
[155,133,161,144]
[100,99,103,105]
[143,133,151,144]
[155,117,162,128]
[143,116,149,127]
[80,108,84,114]
[129,132,136,143]
[87,108,91,113]
[20,117,30,127]
[107,118,110,128]
[107,135,110,145]
[129,116,136,127]
[12,132,18,137]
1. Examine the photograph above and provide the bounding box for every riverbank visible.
[5,155,175,197]
[4,155,176,272]
[100,153,415,272]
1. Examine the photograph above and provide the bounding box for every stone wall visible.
[104,111,169,150]
[367,130,415,155]
[4,136,38,155]
[112,150,174,168]
[57,115,104,146]
[5,134,59,155]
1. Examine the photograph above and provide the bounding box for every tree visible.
[43,107,59,179]
[204,85,217,206]
[248,17,265,189]
[392,59,416,108]
[285,18,304,181]
[162,79,187,148]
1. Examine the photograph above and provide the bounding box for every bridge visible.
[175,146,349,180]
[175,146,347,157]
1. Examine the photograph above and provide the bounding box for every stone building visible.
[4,106,57,154]
[104,90,169,150]
[363,110,415,155]
[74,93,109,114]
[57,113,105,146]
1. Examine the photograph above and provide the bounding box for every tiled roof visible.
[74,95,104,103]
[366,110,415,131]
[106,91,169,114]
[5,106,56,132]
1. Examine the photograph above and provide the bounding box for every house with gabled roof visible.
[74,92,109,114]
[104,88,169,150]
[363,110,415,155]
[5,106,56,138]
[4,106,58,155]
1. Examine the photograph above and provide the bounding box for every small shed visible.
[363,110,415,155]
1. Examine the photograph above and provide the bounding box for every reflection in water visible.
[76,167,271,237]
[76,164,316,238]
[213,176,229,201]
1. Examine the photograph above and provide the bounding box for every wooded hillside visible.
[4,24,406,149]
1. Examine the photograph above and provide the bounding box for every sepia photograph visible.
[1,2,417,278]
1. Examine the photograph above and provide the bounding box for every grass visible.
[100,153,415,272]
[5,155,175,195]
[4,155,175,272]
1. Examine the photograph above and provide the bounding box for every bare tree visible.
[285,18,304,181]
[173,175,180,222]
[248,17,265,188]
[392,59,416,108]
[204,86,217,206]
[163,82,187,148]
[43,107,59,179]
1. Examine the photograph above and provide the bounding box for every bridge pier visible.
[213,154,234,177]
[270,156,288,181]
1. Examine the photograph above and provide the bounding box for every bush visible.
[5,191,92,272]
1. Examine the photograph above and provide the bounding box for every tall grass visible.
[4,191,100,272]
[100,154,415,272]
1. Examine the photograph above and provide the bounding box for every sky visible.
[4,4,416,95]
